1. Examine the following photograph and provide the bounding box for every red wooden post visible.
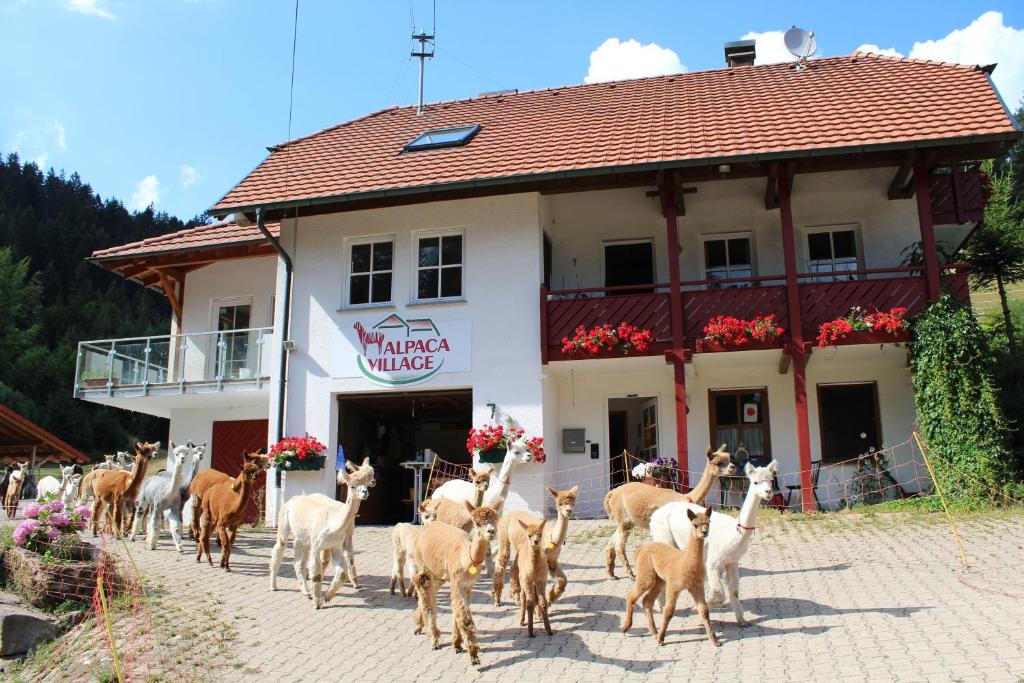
[778,170,816,511]
[661,176,689,483]
[539,284,549,365]
[913,162,941,302]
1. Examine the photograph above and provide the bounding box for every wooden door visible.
[210,419,268,525]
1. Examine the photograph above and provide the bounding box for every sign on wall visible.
[335,314,471,386]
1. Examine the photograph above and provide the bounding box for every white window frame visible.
[698,231,756,287]
[802,223,863,281]
[208,297,254,379]
[600,238,656,290]
[411,228,466,304]
[342,234,396,309]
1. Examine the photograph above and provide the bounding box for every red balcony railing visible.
[542,266,970,361]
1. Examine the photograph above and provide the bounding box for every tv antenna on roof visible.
[411,1,436,115]
[784,26,817,71]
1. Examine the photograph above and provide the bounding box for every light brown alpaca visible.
[493,484,579,606]
[412,570,442,649]
[188,452,267,540]
[197,461,261,571]
[514,518,553,637]
[391,522,423,597]
[3,462,28,519]
[413,503,499,666]
[604,445,734,579]
[621,507,720,647]
[421,467,491,532]
[90,443,158,536]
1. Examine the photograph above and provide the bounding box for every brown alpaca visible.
[3,462,28,519]
[514,518,553,637]
[413,503,499,666]
[493,484,578,606]
[188,452,267,540]
[90,443,158,536]
[604,445,733,579]
[196,461,261,570]
[412,570,442,649]
[621,507,720,647]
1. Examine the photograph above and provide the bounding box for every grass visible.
[33,456,169,484]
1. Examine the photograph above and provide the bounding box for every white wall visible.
[167,405,269,471]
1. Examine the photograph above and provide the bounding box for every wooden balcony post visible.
[778,169,816,511]
[540,284,549,365]
[913,162,941,301]
[661,173,689,483]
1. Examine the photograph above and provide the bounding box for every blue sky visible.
[1,1,1022,221]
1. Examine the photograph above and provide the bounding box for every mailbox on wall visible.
[562,428,585,453]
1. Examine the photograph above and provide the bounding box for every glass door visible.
[640,398,658,461]
[214,301,252,379]
[709,389,770,469]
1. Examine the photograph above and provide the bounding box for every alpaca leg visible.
[189,495,201,541]
[167,509,183,553]
[309,544,325,609]
[526,592,535,638]
[147,508,160,550]
[548,561,568,604]
[128,504,145,542]
[427,583,441,649]
[604,527,619,578]
[622,575,652,633]
[617,524,635,580]
[725,563,747,626]
[391,548,404,596]
[217,526,231,570]
[484,541,495,577]
[539,586,553,636]
[324,549,347,602]
[292,541,310,595]
[657,588,679,645]
[343,536,359,589]
[692,589,721,647]
[492,545,510,606]
[706,562,726,606]
[642,581,662,638]
[509,555,522,606]
[451,586,465,653]
[269,539,287,591]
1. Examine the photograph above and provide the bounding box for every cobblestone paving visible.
[97,511,1024,682]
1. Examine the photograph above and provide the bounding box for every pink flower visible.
[44,500,64,513]
[45,529,61,541]
[49,513,71,528]
[74,506,91,518]
[23,503,41,519]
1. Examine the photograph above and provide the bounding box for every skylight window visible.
[405,124,481,151]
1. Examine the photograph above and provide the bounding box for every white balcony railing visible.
[74,327,273,396]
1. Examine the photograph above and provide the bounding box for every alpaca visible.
[412,570,442,649]
[493,484,579,607]
[413,503,499,666]
[604,445,734,579]
[650,460,777,625]
[422,469,491,532]
[391,523,423,597]
[187,451,267,540]
[0,464,17,506]
[159,441,205,532]
[3,463,28,518]
[514,518,553,637]
[129,442,192,551]
[622,507,720,647]
[90,443,158,536]
[36,465,80,503]
[196,461,261,570]
[269,458,376,608]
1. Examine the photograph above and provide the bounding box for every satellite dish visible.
[784,26,817,63]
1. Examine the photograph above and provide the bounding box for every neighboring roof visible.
[212,52,1020,214]
[91,219,279,261]
[0,403,90,463]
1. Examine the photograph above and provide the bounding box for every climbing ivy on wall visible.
[909,293,1012,499]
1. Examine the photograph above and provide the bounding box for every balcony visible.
[74,328,275,416]
[542,266,970,361]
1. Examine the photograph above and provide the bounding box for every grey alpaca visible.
[129,442,193,552]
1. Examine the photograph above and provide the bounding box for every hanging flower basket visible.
[466,417,547,463]
[816,307,908,347]
[478,448,506,464]
[269,435,327,471]
[701,314,785,351]
[560,323,653,359]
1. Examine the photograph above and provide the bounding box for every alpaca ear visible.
[345,460,357,472]
[706,446,714,460]
[686,508,697,522]
[169,441,176,451]
[135,442,143,451]
[744,462,754,477]
[768,459,778,473]
[484,466,494,476]
[547,486,558,498]
[568,484,579,496]
[152,442,161,452]
[463,500,476,513]
[336,469,349,485]
[517,519,529,530]
[361,457,370,468]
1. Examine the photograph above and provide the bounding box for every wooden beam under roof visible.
[887,152,917,199]
[156,270,183,325]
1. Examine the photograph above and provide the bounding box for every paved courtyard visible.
[66,509,1021,683]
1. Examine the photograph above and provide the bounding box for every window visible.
[405,124,481,151]
[805,225,860,281]
[709,388,771,468]
[212,300,253,379]
[347,238,393,306]
[416,231,463,301]
[817,383,881,465]
[701,234,753,287]
[603,240,655,295]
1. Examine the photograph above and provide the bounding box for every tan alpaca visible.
[421,467,491,532]
[188,452,268,540]
[493,484,578,606]
[196,461,261,571]
[413,503,499,666]
[391,523,423,597]
[412,570,442,649]
[90,443,158,536]
[514,518,553,637]
[621,507,720,647]
[604,445,734,579]
[3,463,28,518]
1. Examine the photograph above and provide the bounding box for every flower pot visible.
[81,378,109,388]
[478,448,506,464]
[277,454,326,471]
[697,338,782,353]
[823,329,910,347]
[642,476,674,490]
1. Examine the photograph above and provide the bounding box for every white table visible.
[400,459,432,523]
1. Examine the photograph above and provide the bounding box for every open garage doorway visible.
[608,396,659,489]
[337,389,472,524]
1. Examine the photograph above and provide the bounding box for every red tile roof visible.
[212,52,1019,213]
[90,220,279,260]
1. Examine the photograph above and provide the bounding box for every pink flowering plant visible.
[12,498,90,554]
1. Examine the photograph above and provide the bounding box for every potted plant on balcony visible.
[560,323,653,359]
[816,307,908,347]
[699,314,785,352]
[466,416,547,464]
[79,369,113,388]
[641,456,678,489]
[269,435,326,471]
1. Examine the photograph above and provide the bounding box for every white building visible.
[77,47,1019,523]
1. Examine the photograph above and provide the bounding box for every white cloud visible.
[740,30,799,65]
[179,164,201,188]
[855,44,904,58]
[7,128,54,169]
[63,0,115,20]
[53,123,66,150]
[584,38,686,84]
[908,11,1024,108]
[130,175,161,211]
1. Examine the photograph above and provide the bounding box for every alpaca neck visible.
[468,533,490,568]
[227,475,252,518]
[472,487,485,508]
[684,531,706,569]
[124,458,150,496]
[737,484,762,530]
[688,463,719,503]
[330,492,363,531]
[484,456,515,506]
[185,459,202,487]
[550,511,570,548]
[168,458,186,490]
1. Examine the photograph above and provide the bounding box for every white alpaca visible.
[269,459,375,609]
[128,443,190,551]
[649,460,777,626]
[36,465,78,502]
[161,442,205,531]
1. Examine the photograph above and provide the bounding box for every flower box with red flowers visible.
[560,323,654,360]
[699,314,785,352]
[467,417,546,464]
[269,435,327,471]
[816,307,909,347]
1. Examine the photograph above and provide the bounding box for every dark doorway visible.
[604,241,655,294]
[818,383,881,464]
[609,410,627,488]
[210,418,268,525]
[337,390,472,525]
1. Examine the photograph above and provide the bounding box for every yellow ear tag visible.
[469,565,478,575]
[546,542,556,550]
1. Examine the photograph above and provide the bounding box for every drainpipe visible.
[256,208,293,502]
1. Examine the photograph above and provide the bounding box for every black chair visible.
[785,460,821,510]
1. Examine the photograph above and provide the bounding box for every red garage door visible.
[211,419,268,525]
